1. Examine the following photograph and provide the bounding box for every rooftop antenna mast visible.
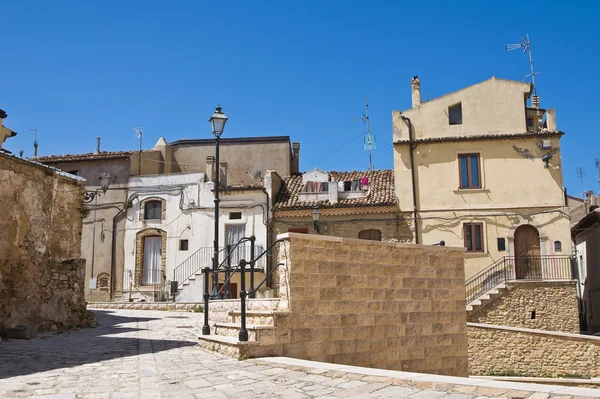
[30,128,38,157]
[354,97,376,172]
[506,33,541,109]
[596,153,600,186]
[133,128,143,174]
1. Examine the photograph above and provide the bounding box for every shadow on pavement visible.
[0,310,197,379]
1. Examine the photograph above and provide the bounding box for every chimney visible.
[546,108,556,131]
[205,155,215,182]
[411,76,421,107]
[292,142,300,174]
[96,137,101,154]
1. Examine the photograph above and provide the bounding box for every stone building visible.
[0,109,17,151]
[268,168,411,242]
[0,152,93,331]
[35,135,299,301]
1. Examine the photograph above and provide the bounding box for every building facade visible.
[392,76,572,280]
[36,135,299,301]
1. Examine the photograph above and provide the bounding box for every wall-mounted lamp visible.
[541,153,553,169]
[432,240,445,246]
[311,207,320,232]
[84,172,111,203]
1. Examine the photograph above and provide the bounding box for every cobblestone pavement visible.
[0,309,597,399]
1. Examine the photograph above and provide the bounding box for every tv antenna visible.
[133,128,143,173]
[596,153,600,185]
[353,97,376,172]
[506,33,541,108]
[30,128,38,157]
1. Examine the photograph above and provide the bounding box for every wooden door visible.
[514,225,541,279]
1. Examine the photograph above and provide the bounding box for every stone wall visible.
[467,281,579,333]
[0,154,94,331]
[267,233,469,376]
[468,323,600,378]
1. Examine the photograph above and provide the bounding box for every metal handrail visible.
[249,262,284,296]
[465,255,575,304]
[172,246,220,288]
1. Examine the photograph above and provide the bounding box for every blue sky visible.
[2,1,599,197]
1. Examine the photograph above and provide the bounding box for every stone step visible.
[197,334,259,358]
[214,322,278,344]
[229,310,288,326]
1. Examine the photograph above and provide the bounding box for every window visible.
[144,200,162,220]
[229,212,242,220]
[464,223,484,252]
[358,229,382,241]
[179,239,189,251]
[458,154,481,189]
[448,103,462,125]
[67,170,80,176]
[497,238,506,251]
[554,240,562,252]
[97,273,109,290]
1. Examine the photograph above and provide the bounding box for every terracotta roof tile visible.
[34,151,134,163]
[274,169,395,210]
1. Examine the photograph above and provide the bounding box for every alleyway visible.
[0,309,597,399]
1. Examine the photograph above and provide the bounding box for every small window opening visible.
[554,240,562,252]
[144,200,162,220]
[229,212,242,220]
[179,239,189,251]
[497,238,506,251]
[449,103,462,125]
[67,170,80,176]
[531,310,536,320]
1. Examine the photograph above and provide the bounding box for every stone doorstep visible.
[229,310,289,326]
[198,333,260,358]
[256,357,600,398]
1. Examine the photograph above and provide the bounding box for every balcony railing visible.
[465,255,575,304]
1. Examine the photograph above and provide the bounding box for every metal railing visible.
[465,255,575,304]
[172,245,266,290]
[202,238,284,341]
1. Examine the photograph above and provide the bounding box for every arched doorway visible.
[514,225,541,279]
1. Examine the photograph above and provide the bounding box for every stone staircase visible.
[465,282,507,313]
[197,299,289,358]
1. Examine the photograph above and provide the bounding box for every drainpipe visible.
[400,114,419,244]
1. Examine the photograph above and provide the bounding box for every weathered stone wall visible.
[467,281,579,333]
[468,323,600,378]
[267,233,468,376]
[0,154,93,331]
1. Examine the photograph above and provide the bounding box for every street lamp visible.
[312,207,320,232]
[83,173,112,203]
[209,105,228,301]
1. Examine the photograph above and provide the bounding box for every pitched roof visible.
[34,151,134,163]
[274,169,395,210]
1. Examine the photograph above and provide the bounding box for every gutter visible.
[400,114,419,244]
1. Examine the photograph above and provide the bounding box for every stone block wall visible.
[467,281,579,333]
[270,233,469,377]
[0,154,94,331]
[468,323,600,377]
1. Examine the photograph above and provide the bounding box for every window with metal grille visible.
[458,154,481,189]
[464,223,484,252]
[144,201,162,220]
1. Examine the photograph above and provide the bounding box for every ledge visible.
[453,188,491,194]
[467,322,600,342]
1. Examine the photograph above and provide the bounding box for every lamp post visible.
[312,207,320,233]
[209,105,228,300]
[86,173,111,300]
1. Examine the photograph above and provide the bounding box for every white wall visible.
[122,172,269,300]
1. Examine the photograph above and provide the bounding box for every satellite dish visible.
[247,163,263,181]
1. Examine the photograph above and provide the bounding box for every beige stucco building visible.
[392,76,572,280]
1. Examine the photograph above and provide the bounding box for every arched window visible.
[97,273,110,291]
[358,229,382,241]
[554,240,562,252]
[144,200,162,220]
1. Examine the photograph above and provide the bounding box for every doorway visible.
[514,225,541,279]
[143,236,162,285]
